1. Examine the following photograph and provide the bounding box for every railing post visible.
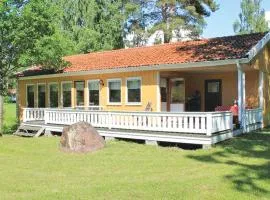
[206,113,213,136]
[23,108,27,122]
[108,112,112,129]
[44,109,48,124]
[230,112,233,131]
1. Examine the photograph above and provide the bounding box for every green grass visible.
[0,132,269,200]
[3,103,17,134]
[1,103,270,199]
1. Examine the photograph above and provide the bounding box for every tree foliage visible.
[125,0,219,45]
[234,0,269,35]
[0,0,68,135]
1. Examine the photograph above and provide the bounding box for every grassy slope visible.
[3,103,17,134]
[0,132,269,200]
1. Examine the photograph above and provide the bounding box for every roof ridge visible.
[64,32,268,58]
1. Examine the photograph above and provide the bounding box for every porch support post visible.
[259,70,264,126]
[237,62,246,131]
[259,71,264,109]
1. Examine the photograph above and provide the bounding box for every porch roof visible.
[18,32,269,77]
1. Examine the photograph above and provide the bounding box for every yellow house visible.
[15,32,270,148]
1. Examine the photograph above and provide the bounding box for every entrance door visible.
[160,78,185,112]
[170,78,185,112]
[205,79,222,111]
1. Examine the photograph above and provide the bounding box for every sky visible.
[202,0,270,38]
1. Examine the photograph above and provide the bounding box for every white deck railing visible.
[245,108,263,126]
[40,109,233,136]
[23,108,45,122]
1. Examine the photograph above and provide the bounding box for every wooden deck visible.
[19,108,263,148]
[21,120,239,148]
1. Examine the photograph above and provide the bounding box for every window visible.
[38,84,46,108]
[26,85,35,108]
[127,77,141,103]
[62,82,72,107]
[207,82,220,93]
[108,79,121,103]
[171,79,185,103]
[88,80,100,106]
[75,81,85,106]
[160,78,167,103]
[49,83,59,108]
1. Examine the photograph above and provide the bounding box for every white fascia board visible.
[18,58,248,81]
[247,32,270,62]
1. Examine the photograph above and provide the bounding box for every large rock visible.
[60,122,105,153]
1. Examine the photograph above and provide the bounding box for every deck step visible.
[13,125,45,137]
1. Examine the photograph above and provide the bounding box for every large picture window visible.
[88,80,99,106]
[75,81,85,106]
[38,84,46,108]
[49,83,59,108]
[126,77,141,103]
[62,82,72,107]
[26,85,35,108]
[108,79,121,103]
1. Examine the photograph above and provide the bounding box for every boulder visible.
[60,122,105,153]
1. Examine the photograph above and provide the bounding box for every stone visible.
[60,122,105,153]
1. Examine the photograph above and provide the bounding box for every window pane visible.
[89,81,99,106]
[207,82,219,93]
[27,85,35,108]
[109,80,121,103]
[160,78,167,102]
[76,81,85,106]
[62,83,72,107]
[38,85,46,108]
[171,80,185,103]
[127,79,141,103]
[49,84,59,108]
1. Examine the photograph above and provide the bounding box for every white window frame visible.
[107,78,122,105]
[61,81,72,108]
[37,83,46,108]
[48,82,59,108]
[26,84,35,108]
[87,79,100,107]
[125,77,142,105]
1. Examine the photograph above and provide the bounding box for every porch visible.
[19,107,262,148]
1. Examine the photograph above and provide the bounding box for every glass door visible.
[170,78,185,112]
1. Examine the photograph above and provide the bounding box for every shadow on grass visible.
[186,129,270,195]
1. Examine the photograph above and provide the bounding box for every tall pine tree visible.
[126,0,219,44]
[234,0,269,34]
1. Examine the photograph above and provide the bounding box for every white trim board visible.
[18,58,249,80]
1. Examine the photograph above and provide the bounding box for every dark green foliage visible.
[234,0,269,35]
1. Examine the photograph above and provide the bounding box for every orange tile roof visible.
[19,32,268,77]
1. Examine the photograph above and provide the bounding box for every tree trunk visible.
[0,94,3,136]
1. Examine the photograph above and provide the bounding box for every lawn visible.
[0,132,270,200]
[1,103,270,199]
[3,103,17,134]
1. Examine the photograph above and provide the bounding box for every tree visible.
[0,0,68,136]
[234,0,269,34]
[53,0,128,53]
[126,0,218,44]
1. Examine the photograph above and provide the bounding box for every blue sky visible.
[202,0,270,38]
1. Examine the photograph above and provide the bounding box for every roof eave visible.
[246,32,270,62]
[18,58,249,80]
